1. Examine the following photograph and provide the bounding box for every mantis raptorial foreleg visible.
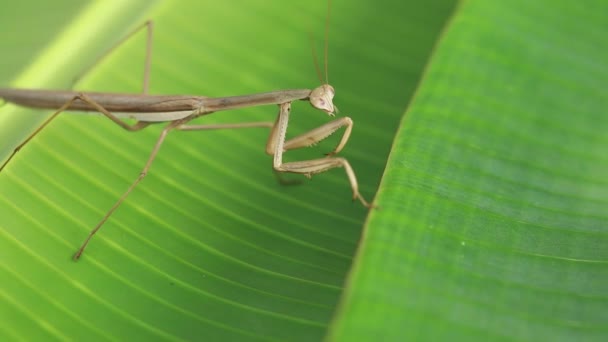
[269,102,371,207]
[177,103,366,205]
[266,116,352,155]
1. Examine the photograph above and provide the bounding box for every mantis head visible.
[309,0,338,116]
[310,84,338,116]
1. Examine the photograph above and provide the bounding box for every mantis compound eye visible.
[310,84,336,115]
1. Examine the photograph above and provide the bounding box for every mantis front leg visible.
[268,102,372,208]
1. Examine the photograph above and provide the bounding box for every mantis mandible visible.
[0,0,374,260]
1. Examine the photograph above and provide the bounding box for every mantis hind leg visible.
[71,21,154,94]
[74,119,182,260]
[0,94,149,173]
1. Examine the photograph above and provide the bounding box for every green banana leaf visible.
[330,1,608,341]
[1,0,605,341]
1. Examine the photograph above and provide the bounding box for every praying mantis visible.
[0,0,374,260]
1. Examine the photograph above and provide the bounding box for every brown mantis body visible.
[0,2,373,260]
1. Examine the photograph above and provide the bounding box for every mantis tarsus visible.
[0,1,374,260]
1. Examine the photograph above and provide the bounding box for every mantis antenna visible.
[311,0,332,85]
[310,34,324,84]
[324,0,331,83]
